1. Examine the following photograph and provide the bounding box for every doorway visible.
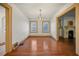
[0,5,6,55]
[0,3,12,55]
[58,9,75,40]
[57,7,76,52]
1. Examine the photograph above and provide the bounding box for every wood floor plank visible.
[5,36,77,56]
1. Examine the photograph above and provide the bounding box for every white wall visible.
[50,3,73,40]
[0,6,6,56]
[9,4,29,45]
[50,17,57,40]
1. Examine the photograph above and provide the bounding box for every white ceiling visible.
[15,3,68,20]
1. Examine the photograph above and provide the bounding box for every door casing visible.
[0,3,12,54]
[56,4,79,54]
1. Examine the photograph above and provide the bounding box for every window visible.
[42,21,50,33]
[30,21,37,33]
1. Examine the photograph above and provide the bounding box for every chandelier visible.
[38,9,43,21]
[29,9,49,21]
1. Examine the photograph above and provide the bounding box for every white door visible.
[0,6,6,56]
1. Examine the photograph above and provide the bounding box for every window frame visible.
[42,21,50,33]
[29,21,38,33]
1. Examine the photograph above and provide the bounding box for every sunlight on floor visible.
[43,41,48,50]
[32,40,37,51]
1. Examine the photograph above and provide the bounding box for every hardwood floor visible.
[5,36,77,56]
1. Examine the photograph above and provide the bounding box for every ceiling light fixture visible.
[29,9,49,21]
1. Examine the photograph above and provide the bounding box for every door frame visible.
[56,4,79,53]
[0,3,12,54]
[56,4,76,40]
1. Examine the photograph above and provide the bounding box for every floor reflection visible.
[43,41,48,50]
[5,36,77,56]
[32,40,37,51]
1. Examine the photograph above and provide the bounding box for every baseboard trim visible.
[17,35,30,47]
[50,36,57,41]
[4,35,30,56]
